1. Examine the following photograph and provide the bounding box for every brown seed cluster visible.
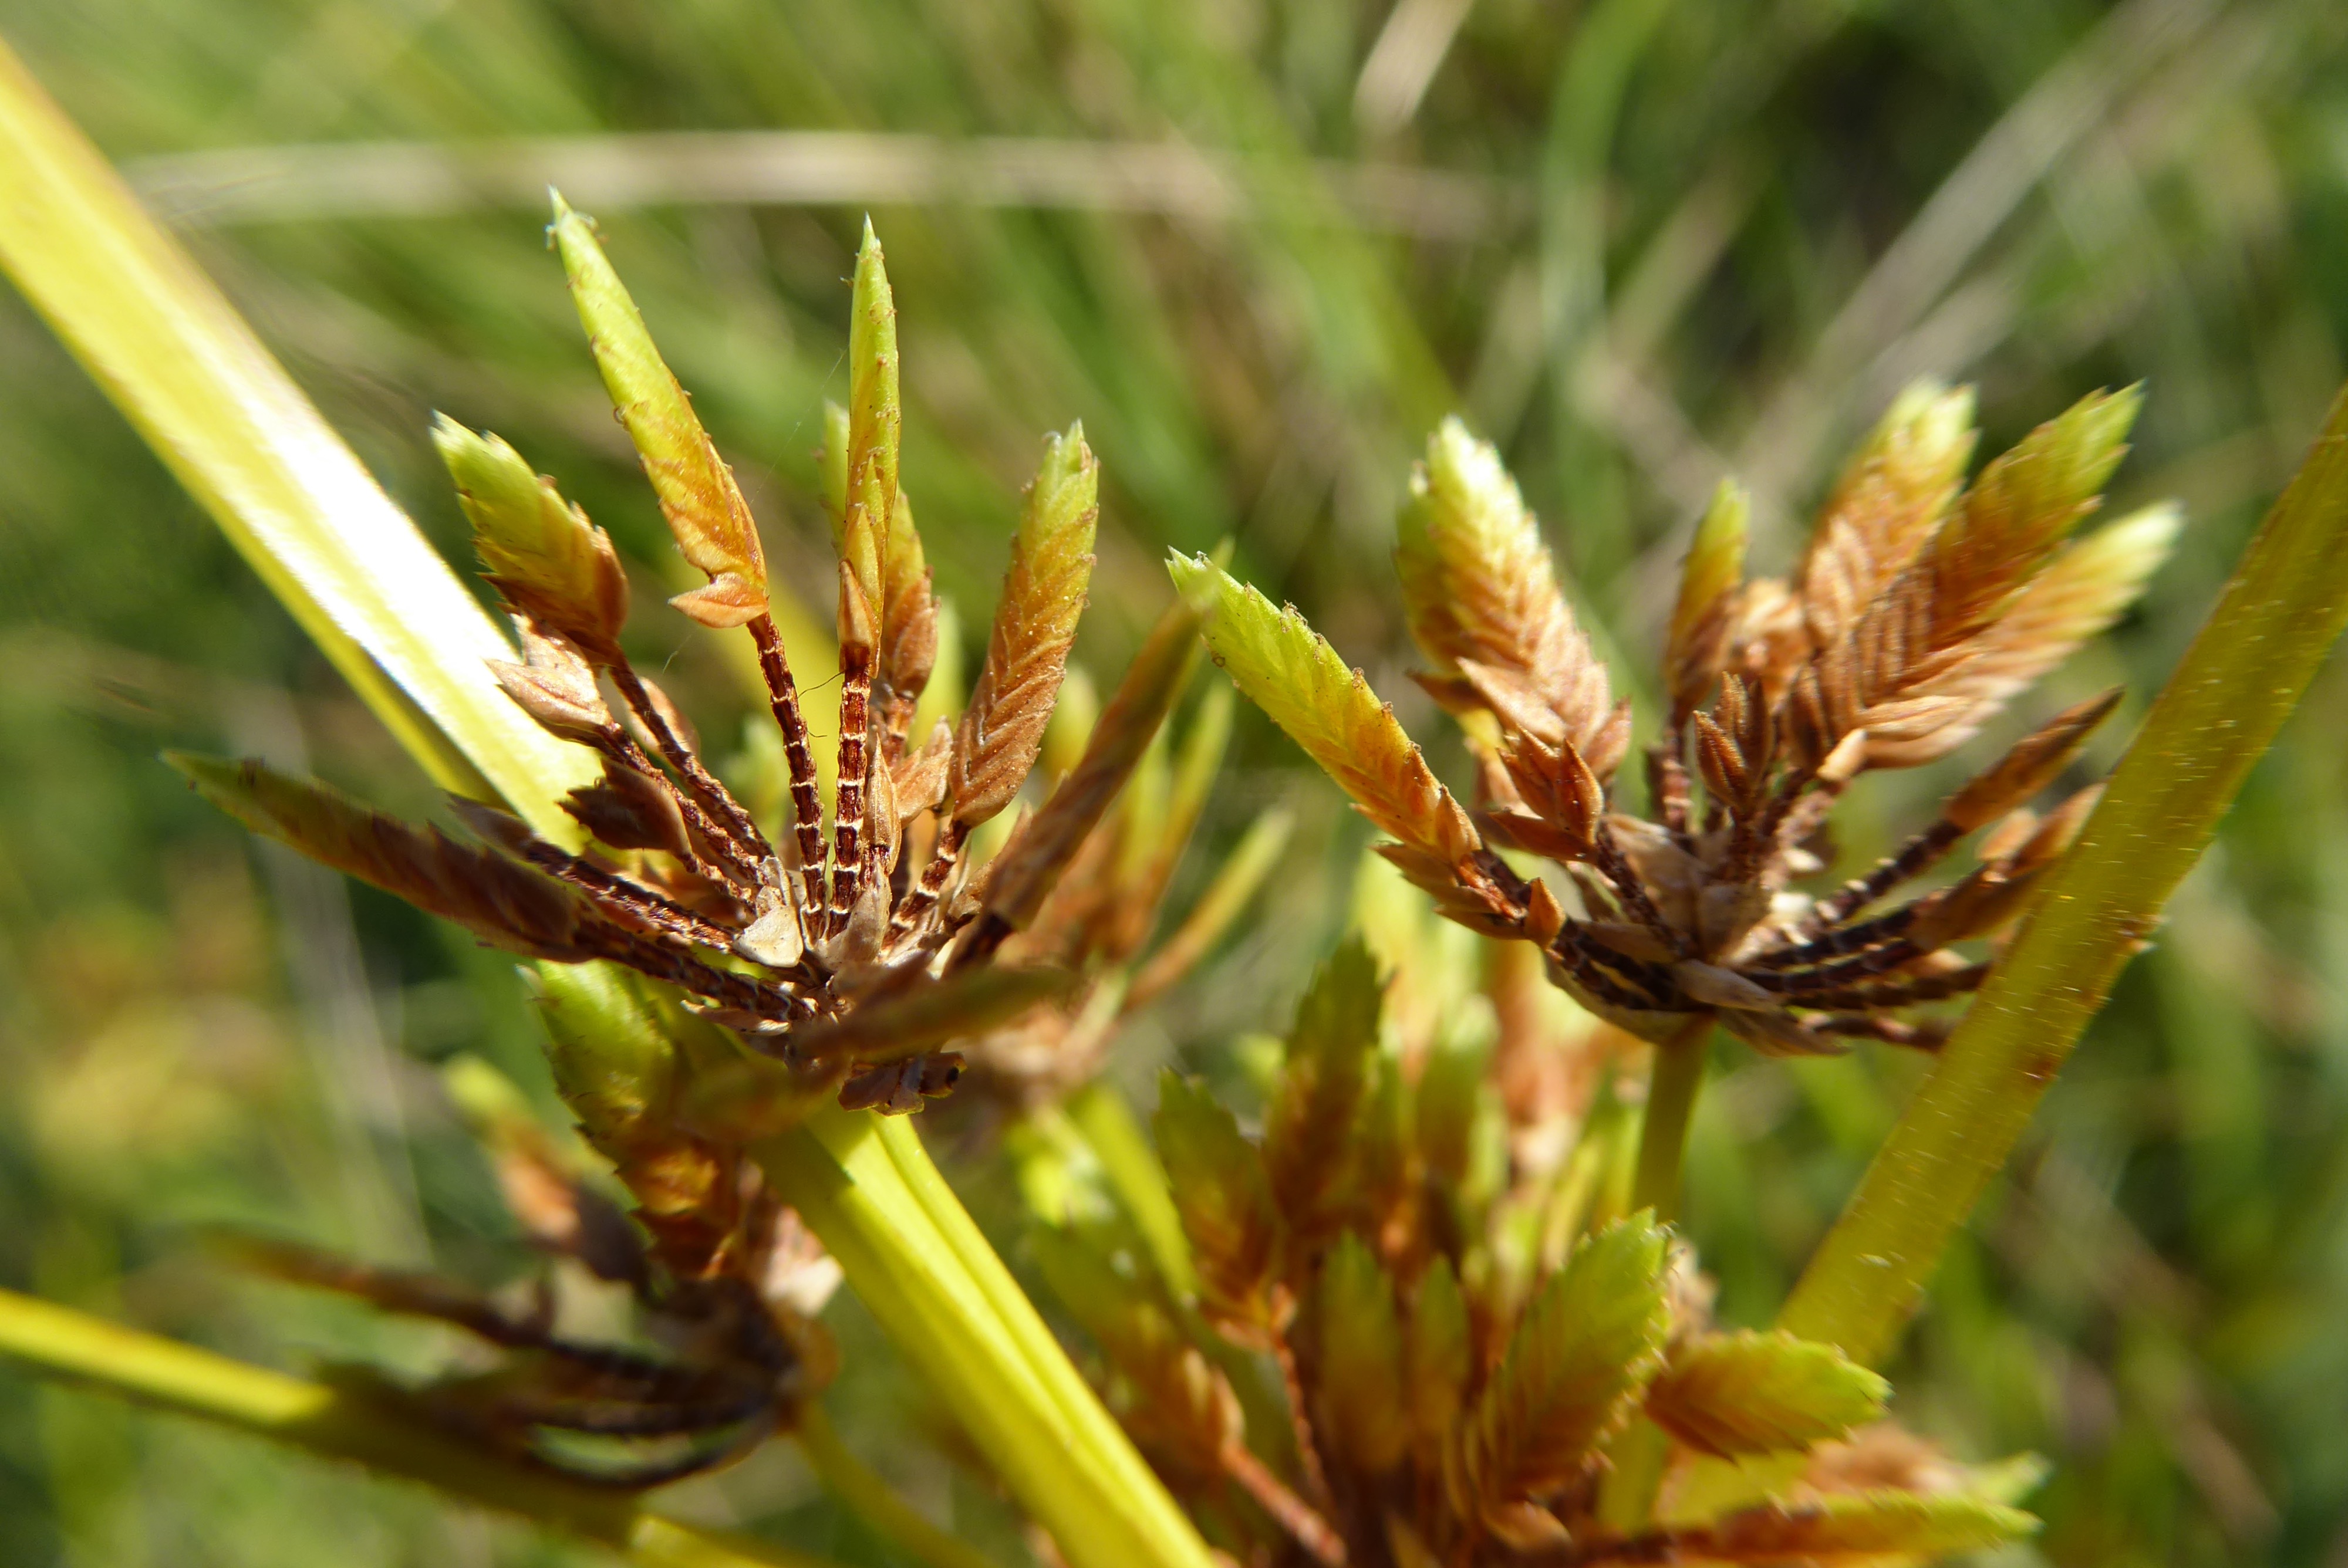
[1182,385,2177,1060]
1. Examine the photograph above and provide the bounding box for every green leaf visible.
[1692,1489,2037,1561]
[549,192,768,628]
[1643,1330,1887,1458]
[1263,936,1382,1238]
[1152,1072,1281,1339]
[1456,1214,1669,1522]
[1314,1234,1406,1474]
[1169,552,1480,870]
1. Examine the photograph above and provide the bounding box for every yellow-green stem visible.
[1630,1019,1711,1225]
[1782,383,2348,1367]
[756,1111,1216,1568]
[0,1288,824,1568]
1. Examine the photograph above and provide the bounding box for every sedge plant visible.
[7,31,2348,1568]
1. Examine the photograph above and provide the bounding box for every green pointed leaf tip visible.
[529,961,676,1153]
[431,414,628,654]
[1643,1329,1887,1459]
[1462,1213,1671,1508]
[1166,552,1479,868]
[1026,423,1097,553]
[841,220,901,622]
[1152,1071,1278,1329]
[548,192,766,617]
[1317,1233,1407,1473]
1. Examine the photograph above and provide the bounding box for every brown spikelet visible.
[1867,502,2178,767]
[1453,1216,1669,1540]
[550,196,768,629]
[1787,387,2143,771]
[951,427,1099,829]
[488,621,614,747]
[981,589,1202,932]
[1396,418,1621,771]
[1794,381,1976,650]
[169,755,589,959]
[1942,688,2121,831]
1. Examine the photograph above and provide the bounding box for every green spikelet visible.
[549,191,767,628]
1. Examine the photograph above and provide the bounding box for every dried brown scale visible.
[1589,826,1691,958]
[745,614,830,873]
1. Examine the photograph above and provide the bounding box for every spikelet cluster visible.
[1033,925,2044,1562]
[1178,393,2177,1059]
[175,202,1227,1486]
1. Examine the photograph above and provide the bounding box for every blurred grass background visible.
[3,0,2348,1563]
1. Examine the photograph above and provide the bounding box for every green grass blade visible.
[0,39,596,832]
[1780,384,2348,1366]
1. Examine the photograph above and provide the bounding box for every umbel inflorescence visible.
[177,200,1178,1121]
[166,202,1247,1483]
[1175,386,2175,1061]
